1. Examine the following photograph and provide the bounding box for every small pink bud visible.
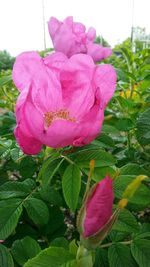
[83,176,114,237]
[77,176,118,249]
[77,176,114,239]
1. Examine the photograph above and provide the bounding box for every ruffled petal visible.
[13,51,63,112]
[50,17,75,57]
[86,43,112,62]
[87,27,96,41]
[15,83,44,141]
[14,126,42,155]
[12,51,44,91]
[73,22,86,34]
[73,104,104,146]
[94,64,117,108]
[60,54,96,118]
[48,17,61,39]
[44,52,68,79]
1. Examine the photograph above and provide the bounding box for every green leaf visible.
[0,75,12,88]
[131,239,150,267]
[62,164,81,211]
[23,198,49,226]
[136,108,150,145]
[133,223,150,240]
[91,166,116,182]
[94,248,109,267]
[39,186,63,206]
[114,175,150,210]
[108,243,137,267]
[71,148,116,168]
[115,68,129,82]
[43,206,66,239]
[112,208,139,233]
[0,199,22,239]
[109,230,129,242]
[38,157,64,186]
[50,237,68,249]
[11,236,41,266]
[120,47,133,66]
[115,118,134,131]
[19,157,37,178]
[10,147,20,161]
[0,244,14,267]
[24,247,74,267]
[120,163,149,176]
[0,179,35,200]
[69,240,78,256]
[93,133,114,148]
[102,124,120,135]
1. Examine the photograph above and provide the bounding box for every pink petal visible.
[86,43,112,62]
[60,54,95,118]
[15,84,44,143]
[94,64,117,108]
[83,176,114,237]
[50,17,75,57]
[48,17,61,39]
[12,51,43,91]
[73,22,86,34]
[44,52,68,79]
[13,51,63,112]
[73,105,104,146]
[14,126,42,155]
[15,85,42,155]
[64,16,73,26]
[87,27,96,41]
[41,119,80,148]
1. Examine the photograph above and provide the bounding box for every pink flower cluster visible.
[48,16,112,62]
[12,17,116,155]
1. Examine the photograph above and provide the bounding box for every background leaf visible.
[0,199,22,239]
[11,236,41,266]
[131,238,150,267]
[136,108,150,145]
[62,164,81,211]
[23,198,49,226]
[108,243,137,267]
[71,148,116,168]
[0,244,14,267]
[24,247,74,267]
[112,208,139,233]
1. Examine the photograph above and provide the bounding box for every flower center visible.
[44,109,76,127]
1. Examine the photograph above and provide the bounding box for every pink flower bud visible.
[79,176,114,238]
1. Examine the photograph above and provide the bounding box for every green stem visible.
[61,154,75,165]
[76,245,93,267]
[100,240,132,248]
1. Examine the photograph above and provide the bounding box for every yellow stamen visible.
[44,109,76,127]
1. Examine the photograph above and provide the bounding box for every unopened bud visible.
[118,198,128,209]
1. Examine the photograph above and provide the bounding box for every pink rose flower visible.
[48,16,112,62]
[83,176,114,238]
[12,51,116,155]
